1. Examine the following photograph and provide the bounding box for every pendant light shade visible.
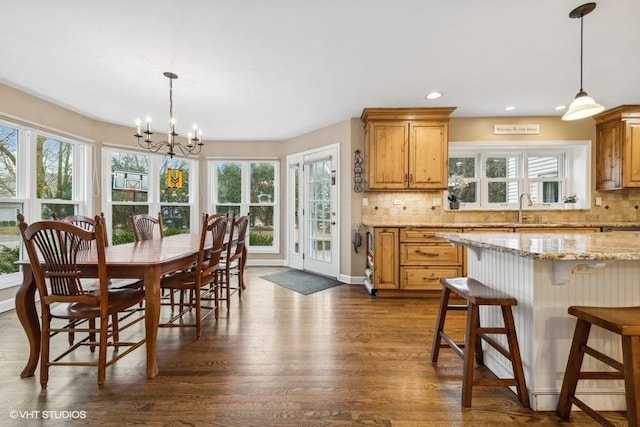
[561,2,604,121]
[563,90,605,121]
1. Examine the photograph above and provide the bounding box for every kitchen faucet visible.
[518,193,532,223]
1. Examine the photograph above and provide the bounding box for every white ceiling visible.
[1,1,639,140]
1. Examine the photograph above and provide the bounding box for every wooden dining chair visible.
[17,213,146,388]
[52,212,144,345]
[159,213,228,338]
[129,212,164,242]
[218,214,249,310]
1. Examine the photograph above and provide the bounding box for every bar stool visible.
[431,277,529,408]
[556,306,640,426]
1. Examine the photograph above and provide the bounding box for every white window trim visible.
[207,158,280,254]
[449,140,591,211]
[0,118,93,288]
[102,146,199,243]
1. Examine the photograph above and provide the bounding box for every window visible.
[0,118,93,286]
[209,160,279,253]
[448,141,590,210]
[104,147,198,245]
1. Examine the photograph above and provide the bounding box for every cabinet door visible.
[374,228,399,289]
[623,120,640,187]
[367,122,408,189]
[408,122,447,189]
[596,120,623,190]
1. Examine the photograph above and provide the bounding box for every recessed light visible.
[425,91,442,100]
[505,106,515,111]
[555,105,567,111]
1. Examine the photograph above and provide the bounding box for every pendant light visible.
[562,2,604,121]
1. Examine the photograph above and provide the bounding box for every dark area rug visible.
[261,269,342,295]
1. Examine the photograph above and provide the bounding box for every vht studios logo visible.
[9,410,87,420]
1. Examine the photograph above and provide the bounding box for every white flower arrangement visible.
[447,174,469,203]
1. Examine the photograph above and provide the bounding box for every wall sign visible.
[493,124,540,135]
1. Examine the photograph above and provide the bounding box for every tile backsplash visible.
[361,190,640,224]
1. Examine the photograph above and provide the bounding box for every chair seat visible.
[81,278,143,292]
[50,289,145,319]
[161,270,217,291]
[568,306,640,336]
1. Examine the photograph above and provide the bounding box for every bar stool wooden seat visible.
[556,305,640,426]
[430,277,529,408]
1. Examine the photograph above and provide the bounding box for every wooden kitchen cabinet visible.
[365,226,462,295]
[594,105,640,190]
[399,228,462,291]
[360,108,456,190]
[372,227,399,290]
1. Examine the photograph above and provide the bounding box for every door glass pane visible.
[0,202,21,276]
[0,124,18,198]
[293,164,300,254]
[307,159,331,262]
[37,135,74,200]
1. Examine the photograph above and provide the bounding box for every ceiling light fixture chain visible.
[134,71,203,158]
[561,2,604,121]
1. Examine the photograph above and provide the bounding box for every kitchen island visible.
[436,231,640,411]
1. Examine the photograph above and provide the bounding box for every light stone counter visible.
[435,230,640,412]
[437,231,640,260]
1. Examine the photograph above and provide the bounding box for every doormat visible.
[261,269,342,295]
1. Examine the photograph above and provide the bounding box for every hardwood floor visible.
[1,267,627,426]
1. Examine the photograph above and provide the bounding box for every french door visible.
[286,145,339,278]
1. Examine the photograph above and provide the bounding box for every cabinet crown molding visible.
[594,105,640,124]
[360,107,456,123]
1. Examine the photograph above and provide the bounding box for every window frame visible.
[0,117,94,288]
[208,158,280,254]
[102,146,199,245]
[449,140,591,211]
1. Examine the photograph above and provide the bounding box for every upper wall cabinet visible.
[594,105,640,190]
[360,108,456,190]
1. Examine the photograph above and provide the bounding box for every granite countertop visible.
[436,231,640,261]
[362,222,640,228]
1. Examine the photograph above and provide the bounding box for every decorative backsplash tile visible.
[361,190,640,224]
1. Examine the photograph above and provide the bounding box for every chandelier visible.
[134,72,203,158]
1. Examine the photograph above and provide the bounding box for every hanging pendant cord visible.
[579,14,584,92]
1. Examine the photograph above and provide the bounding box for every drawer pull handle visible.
[415,250,438,257]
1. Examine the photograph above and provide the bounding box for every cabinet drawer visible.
[401,267,462,290]
[400,243,461,265]
[400,228,461,242]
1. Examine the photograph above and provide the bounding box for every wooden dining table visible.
[15,233,211,380]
